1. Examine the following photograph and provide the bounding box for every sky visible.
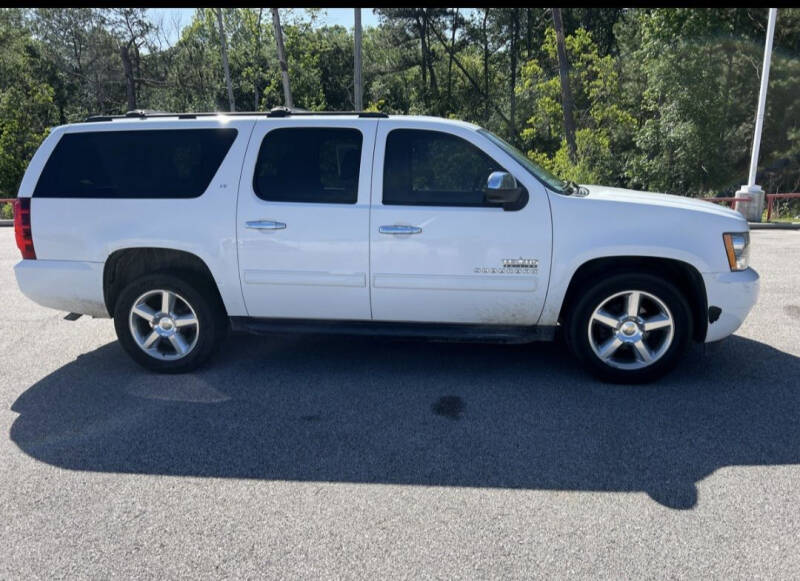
[148,8,381,45]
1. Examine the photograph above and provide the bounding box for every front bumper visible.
[14,259,110,318]
[702,267,759,342]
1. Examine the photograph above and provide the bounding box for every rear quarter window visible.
[33,128,238,199]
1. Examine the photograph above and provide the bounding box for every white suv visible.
[12,109,759,382]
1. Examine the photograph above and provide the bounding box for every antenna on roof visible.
[125,109,173,118]
[267,106,292,118]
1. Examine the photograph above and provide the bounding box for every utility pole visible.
[354,8,363,111]
[216,8,235,112]
[735,8,778,222]
[271,8,293,109]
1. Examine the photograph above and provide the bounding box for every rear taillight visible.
[13,198,36,259]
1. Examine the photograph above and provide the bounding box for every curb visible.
[0,220,11,227]
[749,222,800,230]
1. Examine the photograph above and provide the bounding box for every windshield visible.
[478,128,568,194]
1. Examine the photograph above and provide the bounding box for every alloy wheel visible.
[587,289,675,370]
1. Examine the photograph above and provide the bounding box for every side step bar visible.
[230,317,556,344]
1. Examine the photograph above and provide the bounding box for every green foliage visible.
[0,9,58,195]
[616,8,800,195]
[518,26,636,186]
[0,7,799,197]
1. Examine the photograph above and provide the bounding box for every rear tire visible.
[565,273,692,384]
[113,272,227,373]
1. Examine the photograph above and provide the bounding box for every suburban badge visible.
[474,258,538,274]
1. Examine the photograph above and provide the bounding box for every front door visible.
[237,118,377,319]
[369,120,552,325]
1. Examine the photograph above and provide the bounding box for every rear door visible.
[236,118,377,319]
[369,120,552,325]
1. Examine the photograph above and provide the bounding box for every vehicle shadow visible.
[9,332,800,509]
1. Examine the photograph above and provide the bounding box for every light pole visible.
[735,8,778,222]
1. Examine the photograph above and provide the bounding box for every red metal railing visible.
[766,193,800,221]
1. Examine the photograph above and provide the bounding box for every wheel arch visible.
[103,247,227,318]
[558,256,708,342]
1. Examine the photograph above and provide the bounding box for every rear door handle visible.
[379,225,422,235]
[246,220,286,230]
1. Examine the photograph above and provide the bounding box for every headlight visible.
[723,232,750,271]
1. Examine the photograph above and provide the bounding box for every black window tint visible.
[253,128,362,204]
[34,129,238,198]
[383,129,505,207]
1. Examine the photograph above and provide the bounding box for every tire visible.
[565,273,693,384]
[113,272,227,373]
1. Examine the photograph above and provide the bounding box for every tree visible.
[108,8,152,111]
[517,26,636,184]
[1,7,798,200]
[0,9,58,195]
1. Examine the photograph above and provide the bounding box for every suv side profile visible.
[13,110,759,383]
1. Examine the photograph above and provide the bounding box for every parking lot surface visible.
[1,228,799,579]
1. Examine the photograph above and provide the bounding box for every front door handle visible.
[379,225,422,235]
[246,220,287,230]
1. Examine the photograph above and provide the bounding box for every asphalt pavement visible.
[1,228,799,579]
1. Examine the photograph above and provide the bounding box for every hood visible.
[581,185,745,221]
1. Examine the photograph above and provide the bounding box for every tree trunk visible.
[446,8,459,109]
[526,8,533,59]
[354,8,363,110]
[254,8,263,110]
[414,13,429,107]
[120,43,136,111]
[423,11,438,105]
[134,44,142,107]
[216,8,235,112]
[552,8,577,162]
[510,8,519,140]
[482,9,490,124]
[271,8,293,109]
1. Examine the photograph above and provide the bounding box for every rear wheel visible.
[565,273,692,383]
[113,273,226,373]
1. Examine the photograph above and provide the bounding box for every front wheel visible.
[565,273,693,384]
[113,273,227,373]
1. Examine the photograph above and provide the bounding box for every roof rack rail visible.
[84,108,389,123]
[266,107,388,118]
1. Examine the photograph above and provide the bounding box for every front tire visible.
[565,273,693,384]
[113,272,226,373]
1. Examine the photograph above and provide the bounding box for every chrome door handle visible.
[246,220,286,230]
[379,225,422,235]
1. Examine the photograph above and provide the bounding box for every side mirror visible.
[484,171,523,206]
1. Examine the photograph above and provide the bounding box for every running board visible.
[229,317,556,344]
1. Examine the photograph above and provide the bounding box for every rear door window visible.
[33,128,238,198]
[252,127,363,204]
